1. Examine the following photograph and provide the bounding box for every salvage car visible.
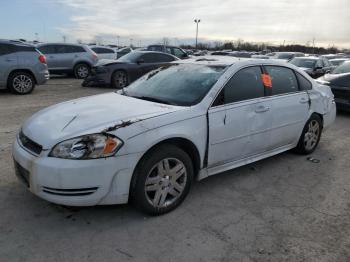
[317,61,350,111]
[82,51,178,88]
[13,57,336,215]
[289,56,332,78]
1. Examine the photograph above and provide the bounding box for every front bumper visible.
[12,138,140,206]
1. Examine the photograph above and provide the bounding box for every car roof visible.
[293,56,319,60]
[175,55,291,66]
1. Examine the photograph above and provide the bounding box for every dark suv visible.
[146,45,189,59]
[0,40,49,94]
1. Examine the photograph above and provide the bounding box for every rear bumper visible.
[35,70,50,85]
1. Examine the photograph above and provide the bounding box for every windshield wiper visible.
[134,95,176,105]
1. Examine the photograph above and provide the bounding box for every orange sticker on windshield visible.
[261,74,272,88]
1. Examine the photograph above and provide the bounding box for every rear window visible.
[265,66,298,95]
[92,47,114,54]
[15,45,36,52]
[0,43,16,55]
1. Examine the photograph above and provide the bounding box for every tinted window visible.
[222,66,264,104]
[38,45,56,54]
[141,53,175,63]
[296,72,312,90]
[173,48,185,58]
[265,66,298,95]
[67,45,85,53]
[290,58,317,69]
[0,43,15,55]
[15,45,35,52]
[92,47,114,54]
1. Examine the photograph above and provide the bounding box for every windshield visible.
[290,58,317,69]
[117,51,140,63]
[122,64,226,106]
[332,62,350,74]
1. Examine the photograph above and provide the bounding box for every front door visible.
[208,66,272,167]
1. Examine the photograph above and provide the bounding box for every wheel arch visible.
[111,68,129,86]
[129,137,201,192]
[7,69,37,85]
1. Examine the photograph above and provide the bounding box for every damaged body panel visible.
[13,57,336,211]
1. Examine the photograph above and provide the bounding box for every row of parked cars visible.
[1,39,350,112]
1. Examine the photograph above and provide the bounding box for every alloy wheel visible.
[304,120,320,151]
[12,75,33,94]
[144,158,187,208]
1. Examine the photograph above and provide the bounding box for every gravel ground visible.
[0,78,350,262]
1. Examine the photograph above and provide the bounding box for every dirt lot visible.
[1,78,350,262]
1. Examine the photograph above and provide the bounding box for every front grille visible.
[42,186,98,196]
[14,160,30,188]
[19,131,42,155]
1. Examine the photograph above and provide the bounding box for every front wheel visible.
[111,70,128,89]
[131,144,194,215]
[74,63,90,79]
[294,114,323,154]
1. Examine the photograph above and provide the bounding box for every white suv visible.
[13,57,336,215]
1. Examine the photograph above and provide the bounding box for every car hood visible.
[299,67,313,72]
[22,93,182,149]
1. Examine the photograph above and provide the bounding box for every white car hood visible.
[22,93,181,149]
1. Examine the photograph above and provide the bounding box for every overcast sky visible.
[1,0,350,47]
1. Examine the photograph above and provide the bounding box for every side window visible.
[157,53,175,62]
[323,59,330,67]
[91,47,103,54]
[15,45,35,52]
[315,59,323,68]
[67,45,85,53]
[38,45,55,54]
[173,48,185,58]
[265,66,298,95]
[296,72,312,90]
[0,44,15,55]
[55,45,68,54]
[221,66,264,104]
[100,48,114,54]
[140,53,156,63]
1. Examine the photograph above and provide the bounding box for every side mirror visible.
[137,59,145,64]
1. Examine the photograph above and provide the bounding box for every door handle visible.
[255,105,270,113]
[299,98,309,104]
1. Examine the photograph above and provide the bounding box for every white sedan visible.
[12,57,336,215]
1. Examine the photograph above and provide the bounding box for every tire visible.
[130,144,194,215]
[294,114,323,154]
[74,63,90,79]
[111,70,128,89]
[8,71,35,95]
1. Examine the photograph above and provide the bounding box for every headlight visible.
[49,134,123,159]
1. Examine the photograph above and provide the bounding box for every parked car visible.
[36,43,98,79]
[211,51,231,56]
[317,61,350,111]
[82,51,179,88]
[289,56,332,78]
[89,46,116,60]
[329,58,349,67]
[146,45,189,59]
[268,52,304,61]
[0,40,49,94]
[229,51,252,58]
[116,47,132,58]
[13,57,336,215]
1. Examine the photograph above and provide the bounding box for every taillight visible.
[38,55,46,64]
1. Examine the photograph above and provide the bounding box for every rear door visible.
[208,66,272,167]
[0,43,17,86]
[263,66,310,149]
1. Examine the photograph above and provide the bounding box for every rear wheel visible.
[74,63,90,79]
[111,70,128,89]
[8,71,35,94]
[294,114,323,154]
[131,144,194,215]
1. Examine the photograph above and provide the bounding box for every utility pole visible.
[130,38,133,47]
[116,35,120,47]
[62,35,67,43]
[194,19,201,50]
[312,37,316,54]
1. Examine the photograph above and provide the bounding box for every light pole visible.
[194,19,201,50]
[116,35,120,47]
